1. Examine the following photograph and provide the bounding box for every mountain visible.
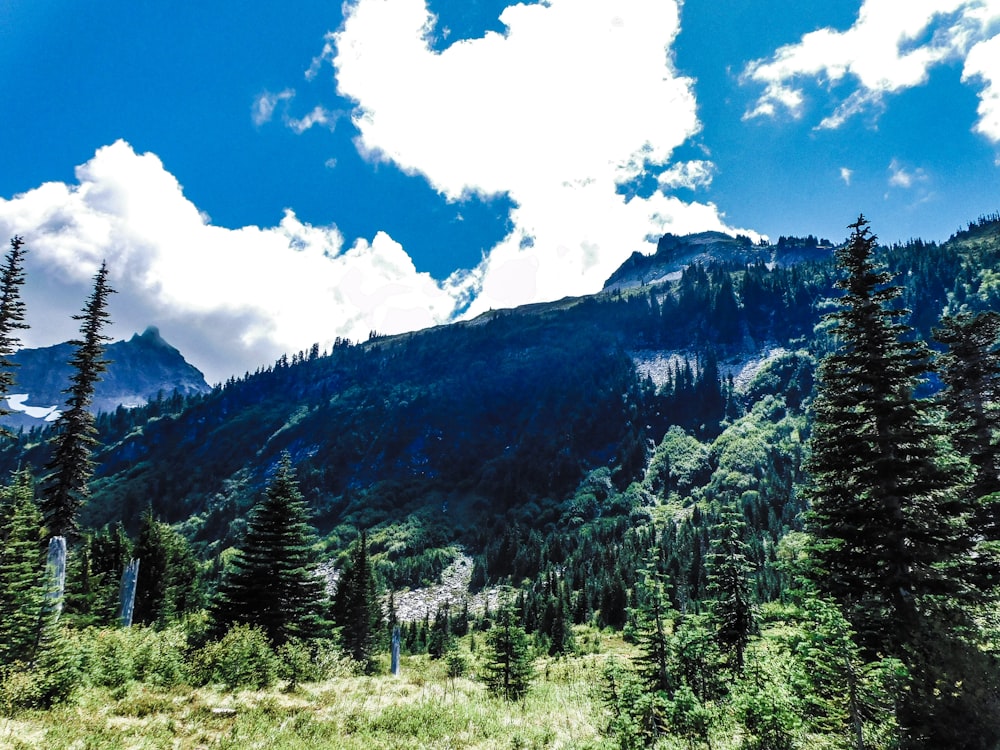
[1,326,210,430]
[603,230,835,291]
[2,216,999,590]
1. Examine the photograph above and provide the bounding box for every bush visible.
[191,624,279,690]
[0,629,81,714]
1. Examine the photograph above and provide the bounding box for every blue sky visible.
[1,0,999,383]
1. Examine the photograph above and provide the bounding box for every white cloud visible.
[888,158,928,188]
[963,32,1000,140]
[0,141,461,384]
[743,0,1000,140]
[252,89,295,126]
[658,160,716,190]
[286,105,341,134]
[840,167,853,185]
[328,0,757,313]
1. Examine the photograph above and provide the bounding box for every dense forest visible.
[2,215,1000,748]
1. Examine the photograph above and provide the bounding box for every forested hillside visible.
[3,215,1000,748]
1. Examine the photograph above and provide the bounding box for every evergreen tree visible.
[129,508,201,626]
[212,453,329,646]
[635,569,674,694]
[0,236,29,428]
[0,470,45,664]
[934,311,1000,537]
[427,601,452,659]
[332,528,383,670]
[132,506,169,626]
[805,216,973,653]
[482,595,534,701]
[706,508,757,675]
[41,261,115,538]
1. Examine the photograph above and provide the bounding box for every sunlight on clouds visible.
[0,141,458,383]
[331,0,755,310]
[743,0,1000,140]
[963,33,1000,141]
[658,160,716,190]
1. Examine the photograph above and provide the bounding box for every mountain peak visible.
[130,325,171,350]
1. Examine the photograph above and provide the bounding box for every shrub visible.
[191,624,279,690]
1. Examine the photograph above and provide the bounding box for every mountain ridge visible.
[2,325,210,429]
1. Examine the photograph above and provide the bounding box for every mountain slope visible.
[3,217,1000,589]
[2,326,210,429]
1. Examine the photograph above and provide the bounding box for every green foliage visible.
[0,236,29,429]
[333,528,384,671]
[212,452,329,646]
[132,507,203,626]
[0,471,45,665]
[191,624,279,690]
[601,657,669,750]
[41,261,115,538]
[482,596,534,701]
[706,509,757,675]
[806,216,976,652]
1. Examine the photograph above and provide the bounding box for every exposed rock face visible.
[604,230,834,292]
[2,326,210,429]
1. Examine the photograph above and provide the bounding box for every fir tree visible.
[212,453,329,646]
[332,528,384,671]
[805,216,973,653]
[41,261,115,538]
[635,569,674,694]
[0,236,29,428]
[706,508,757,675]
[0,470,45,664]
[934,311,1000,539]
[482,595,534,701]
[130,508,201,626]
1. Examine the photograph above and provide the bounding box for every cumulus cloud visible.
[658,160,716,190]
[963,31,1000,141]
[0,141,461,384]
[327,0,756,313]
[742,0,1000,140]
[840,167,853,185]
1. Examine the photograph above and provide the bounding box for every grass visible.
[0,645,618,750]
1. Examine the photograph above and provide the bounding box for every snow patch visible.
[6,394,62,422]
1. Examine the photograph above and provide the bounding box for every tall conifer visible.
[332,529,384,670]
[0,470,44,664]
[934,311,1000,538]
[482,595,534,701]
[0,236,29,428]
[805,216,972,652]
[212,453,329,645]
[41,262,115,538]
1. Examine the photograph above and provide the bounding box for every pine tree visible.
[212,453,329,646]
[805,216,973,653]
[0,236,29,429]
[0,470,45,664]
[41,261,115,538]
[482,595,534,701]
[332,529,384,671]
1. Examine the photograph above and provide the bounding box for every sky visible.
[1,0,999,385]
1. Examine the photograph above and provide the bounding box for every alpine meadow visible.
[0,214,999,748]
